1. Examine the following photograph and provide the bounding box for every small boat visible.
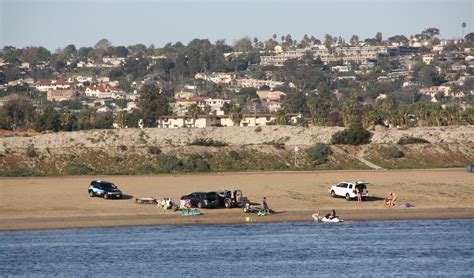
[312,215,343,223]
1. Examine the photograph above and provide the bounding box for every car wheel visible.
[197,202,203,209]
[89,191,95,197]
[345,194,351,201]
[330,191,336,198]
[224,199,232,208]
[104,193,109,200]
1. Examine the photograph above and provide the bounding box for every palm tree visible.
[229,104,242,126]
[462,22,467,39]
[187,104,202,127]
[274,108,287,125]
[115,110,128,128]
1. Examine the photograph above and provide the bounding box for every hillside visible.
[1,125,473,176]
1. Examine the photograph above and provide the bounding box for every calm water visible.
[1,219,473,277]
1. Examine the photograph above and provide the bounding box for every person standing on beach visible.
[262,197,270,213]
[355,187,362,203]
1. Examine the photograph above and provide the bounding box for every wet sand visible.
[1,169,473,231]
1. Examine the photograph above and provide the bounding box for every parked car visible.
[216,189,247,208]
[88,180,123,199]
[180,192,220,208]
[329,181,369,201]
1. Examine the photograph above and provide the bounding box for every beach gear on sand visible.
[182,208,202,216]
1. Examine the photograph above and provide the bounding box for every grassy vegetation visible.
[188,138,228,147]
[0,141,471,176]
[397,136,430,145]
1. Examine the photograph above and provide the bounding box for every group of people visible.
[157,197,174,210]
[312,209,338,221]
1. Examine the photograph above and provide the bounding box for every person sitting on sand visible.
[389,192,397,207]
[385,192,397,208]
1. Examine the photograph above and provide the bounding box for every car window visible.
[356,184,367,190]
[348,184,353,189]
[338,183,348,188]
[100,183,117,189]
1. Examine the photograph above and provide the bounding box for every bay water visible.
[1,219,473,277]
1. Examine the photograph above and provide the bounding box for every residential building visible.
[204,98,231,112]
[174,96,206,115]
[85,86,124,99]
[260,45,388,66]
[236,78,284,90]
[47,89,75,102]
[157,115,220,128]
[35,80,71,92]
[157,113,300,128]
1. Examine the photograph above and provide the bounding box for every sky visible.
[1,0,473,50]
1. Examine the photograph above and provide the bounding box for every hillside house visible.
[35,80,71,92]
[47,89,75,102]
[236,78,284,90]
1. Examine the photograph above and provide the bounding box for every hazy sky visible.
[1,0,472,50]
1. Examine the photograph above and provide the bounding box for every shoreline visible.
[2,208,473,231]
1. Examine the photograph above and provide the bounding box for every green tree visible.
[2,46,22,63]
[350,35,359,45]
[60,110,77,131]
[138,84,171,127]
[77,108,97,130]
[187,103,202,127]
[3,97,35,130]
[94,38,112,50]
[228,103,243,126]
[375,32,383,44]
[34,106,61,132]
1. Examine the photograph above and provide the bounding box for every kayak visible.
[312,215,343,223]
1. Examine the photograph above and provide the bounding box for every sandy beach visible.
[1,169,473,231]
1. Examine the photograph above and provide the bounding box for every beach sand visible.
[1,169,473,230]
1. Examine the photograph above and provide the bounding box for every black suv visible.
[180,192,219,208]
[88,180,123,199]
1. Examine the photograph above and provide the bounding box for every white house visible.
[35,80,71,92]
[204,98,231,112]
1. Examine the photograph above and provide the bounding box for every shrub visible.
[271,160,288,170]
[254,126,262,132]
[189,138,228,147]
[390,147,405,158]
[307,143,332,165]
[331,124,372,145]
[264,140,285,150]
[228,150,241,160]
[64,163,95,175]
[117,145,128,152]
[397,136,430,145]
[147,146,162,155]
[181,156,210,172]
[0,168,43,177]
[201,152,213,159]
[158,154,181,172]
[25,145,38,158]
